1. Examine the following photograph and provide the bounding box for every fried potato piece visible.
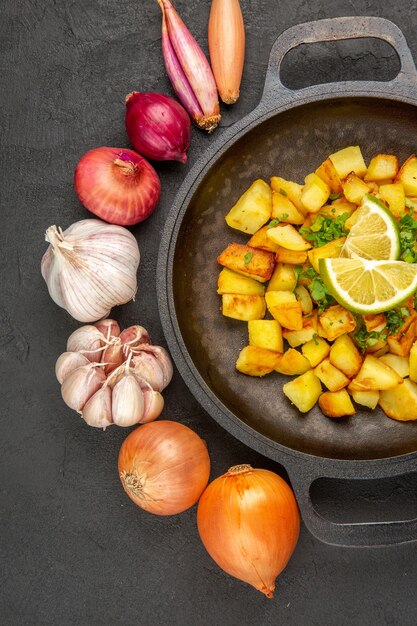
[319,305,356,341]
[248,319,283,353]
[283,370,322,413]
[387,312,417,356]
[217,243,275,282]
[217,268,265,296]
[301,173,330,213]
[379,379,417,421]
[275,348,311,375]
[236,345,281,377]
[350,389,379,410]
[222,294,266,321]
[270,177,305,214]
[329,146,367,179]
[349,355,403,391]
[247,226,280,252]
[329,334,362,377]
[342,172,371,204]
[315,157,343,193]
[265,291,303,330]
[267,263,297,292]
[225,179,272,234]
[395,155,417,196]
[272,193,304,224]
[302,336,331,367]
[365,154,399,182]
[314,358,350,392]
[319,389,355,418]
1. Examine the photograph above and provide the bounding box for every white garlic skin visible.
[112,375,144,427]
[61,364,106,411]
[94,318,121,339]
[141,389,164,423]
[41,220,140,322]
[55,351,91,384]
[120,325,150,353]
[82,386,113,429]
[131,352,165,392]
[135,345,173,390]
[66,325,104,361]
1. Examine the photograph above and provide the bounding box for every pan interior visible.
[172,97,417,461]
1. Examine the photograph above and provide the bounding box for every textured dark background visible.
[2,1,417,624]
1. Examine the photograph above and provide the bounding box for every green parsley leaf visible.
[300,212,349,248]
[279,188,287,197]
[405,198,415,210]
[399,213,417,263]
[329,192,341,201]
[267,214,289,229]
[292,265,303,291]
[312,333,319,346]
[386,308,408,334]
[353,325,385,352]
[243,252,253,267]
[300,267,335,313]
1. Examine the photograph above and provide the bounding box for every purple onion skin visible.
[125,92,191,164]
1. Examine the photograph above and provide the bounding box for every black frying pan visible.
[157,17,417,546]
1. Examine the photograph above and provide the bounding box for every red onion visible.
[74,147,161,226]
[125,92,190,163]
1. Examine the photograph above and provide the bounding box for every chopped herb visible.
[312,333,319,346]
[300,212,349,248]
[243,252,253,267]
[405,198,415,210]
[292,265,303,291]
[279,188,287,196]
[267,214,289,229]
[331,208,336,214]
[329,192,341,201]
[399,213,417,263]
[386,308,409,334]
[353,325,385,352]
[300,267,335,313]
[338,319,343,324]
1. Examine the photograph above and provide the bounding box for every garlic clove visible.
[67,325,105,361]
[120,325,150,355]
[112,374,145,427]
[140,389,164,423]
[101,338,124,374]
[61,364,106,411]
[136,345,173,390]
[95,318,121,339]
[82,386,113,429]
[55,351,91,384]
[41,221,140,323]
[131,352,165,392]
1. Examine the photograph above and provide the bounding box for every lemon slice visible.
[342,195,400,260]
[319,258,417,314]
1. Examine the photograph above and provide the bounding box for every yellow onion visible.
[197,464,300,598]
[118,421,210,515]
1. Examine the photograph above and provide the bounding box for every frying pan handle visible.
[263,16,417,103]
[286,461,417,547]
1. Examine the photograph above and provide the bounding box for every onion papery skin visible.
[74,147,161,226]
[197,465,300,598]
[118,421,210,515]
[125,92,190,163]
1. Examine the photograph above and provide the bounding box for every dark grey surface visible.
[1,1,417,624]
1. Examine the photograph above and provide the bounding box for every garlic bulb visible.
[56,321,172,428]
[41,220,140,322]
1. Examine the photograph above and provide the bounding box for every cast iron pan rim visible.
[157,89,417,470]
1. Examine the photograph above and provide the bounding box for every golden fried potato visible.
[329,334,362,377]
[329,146,367,179]
[225,179,272,234]
[314,358,350,392]
[283,370,322,413]
[217,243,275,282]
[236,345,281,377]
[248,319,283,353]
[217,268,265,296]
[379,379,417,421]
[222,294,266,321]
[349,355,403,391]
[319,389,355,418]
[275,348,311,375]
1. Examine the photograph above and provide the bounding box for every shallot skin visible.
[125,92,190,163]
[118,421,210,515]
[197,465,300,598]
[74,147,161,226]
